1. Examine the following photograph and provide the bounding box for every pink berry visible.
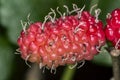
[17,5,105,69]
[105,8,120,49]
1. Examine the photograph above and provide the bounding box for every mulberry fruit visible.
[105,8,120,49]
[17,4,105,71]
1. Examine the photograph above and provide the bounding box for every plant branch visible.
[110,49,120,80]
[60,66,76,80]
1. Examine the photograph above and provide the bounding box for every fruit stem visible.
[60,66,76,80]
[110,49,120,80]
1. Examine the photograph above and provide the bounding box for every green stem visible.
[60,66,76,80]
[110,49,120,80]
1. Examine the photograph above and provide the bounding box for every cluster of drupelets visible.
[105,8,120,49]
[17,4,120,73]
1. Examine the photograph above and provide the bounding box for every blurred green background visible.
[0,0,120,80]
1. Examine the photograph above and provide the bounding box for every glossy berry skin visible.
[105,8,120,49]
[17,10,105,69]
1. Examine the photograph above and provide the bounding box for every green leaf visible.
[92,45,112,67]
[0,37,14,80]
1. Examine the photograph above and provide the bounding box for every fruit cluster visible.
[105,8,120,49]
[17,5,106,69]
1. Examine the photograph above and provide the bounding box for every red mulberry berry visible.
[17,5,105,70]
[105,8,120,49]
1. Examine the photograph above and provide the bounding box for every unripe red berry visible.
[17,5,105,70]
[105,8,120,49]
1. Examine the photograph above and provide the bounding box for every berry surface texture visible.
[17,5,106,70]
[105,8,120,49]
